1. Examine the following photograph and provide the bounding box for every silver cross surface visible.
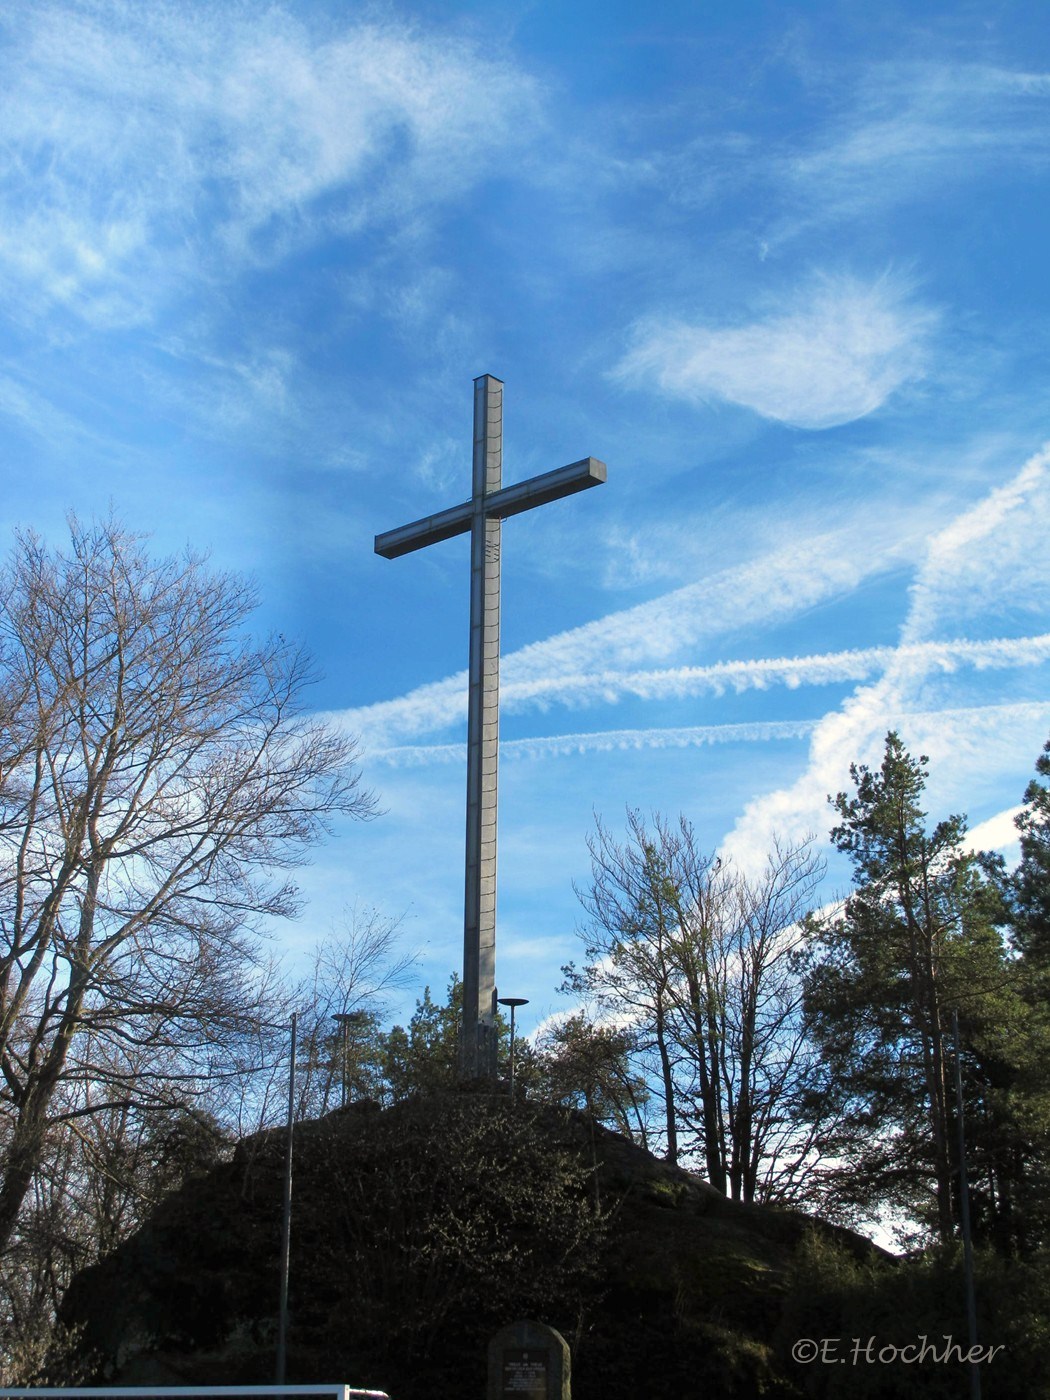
[375,375,606,1079]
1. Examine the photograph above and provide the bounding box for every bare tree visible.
[572,810,825,1201]
[704,837,827,1204]
[571,811,693,1163]
[293,905,416,1118]
[0,517,376,1255]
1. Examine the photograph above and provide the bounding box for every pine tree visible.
[802,732,1023,1246]
[1014,737,1050,966]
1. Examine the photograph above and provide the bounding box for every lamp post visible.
[276,1012,297,1385]
[332,1010,370,1108]
[497,997,529,1099]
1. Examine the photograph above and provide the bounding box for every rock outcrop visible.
[62,1095,889,1399]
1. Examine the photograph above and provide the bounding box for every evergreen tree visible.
[533,1014,650,1142]
[1005,736,1050,1249]
[1014,737,1050,966]
[379,976,516,1100]
[801,732,1026,1246]
[381,977,464,1100]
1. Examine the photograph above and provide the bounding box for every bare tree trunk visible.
[898,822,954,1244]
[0,1012,80,1254]
[682,970,726,1191]
[654,998,678,1164]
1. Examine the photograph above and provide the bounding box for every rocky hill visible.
[61,1094,891,1399]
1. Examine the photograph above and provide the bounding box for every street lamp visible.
[276,1012,297,1384]
[497,997,529,1099]
[332,1009,370,1108]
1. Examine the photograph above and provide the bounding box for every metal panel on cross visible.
[375,376,606,1079]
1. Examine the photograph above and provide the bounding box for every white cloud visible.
[965,806,1024,858]
[369,718,816,768]
[768,60,1050,245]
[508,522,892,675]
[720,447,1050,870]
[0,371,92,450]
[341,519,909,748]
[722,700,1050,876]
[615,273,935,429]
[343,484,1050,756]
[0,2,540,327]
[499,634,1050,713]
[903,446,1050,642]
[793,61,1050,184]
[346,436,1050,909]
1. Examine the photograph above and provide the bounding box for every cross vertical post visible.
[374,376,606,1082]
[464,374,503,1078]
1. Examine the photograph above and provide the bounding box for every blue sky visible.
[2,0,1050,1034]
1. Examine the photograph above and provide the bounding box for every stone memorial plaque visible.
[488,1320,570,1400]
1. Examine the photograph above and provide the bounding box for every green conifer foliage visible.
[801,732,1031,1249]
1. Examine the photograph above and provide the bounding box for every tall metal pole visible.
[952,1009,981,1400]
[341,1017,348,1109]
[276,1011,297,1385]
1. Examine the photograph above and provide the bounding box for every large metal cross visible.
[375,375,606,1080]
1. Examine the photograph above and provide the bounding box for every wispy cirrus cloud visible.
[722,446,1050,870]
[0,1,540,328]
[368,703,1050,777]
[0,370,100,452]
[791,61,1050,192]
[769,60,1050,243]
[342,520,911,748]
[346,428,1050,895]
[501,634,1050,712]
[903,446,1050,642]
[354,630,1050,779]
[345,456,1050,756]
[614,273,935,429]
[723,699,1050,875]
[370,718,817,768]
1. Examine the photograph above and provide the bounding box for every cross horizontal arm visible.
[374,499,473,559]
[374,457,606,560]
[485,457,606,520]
